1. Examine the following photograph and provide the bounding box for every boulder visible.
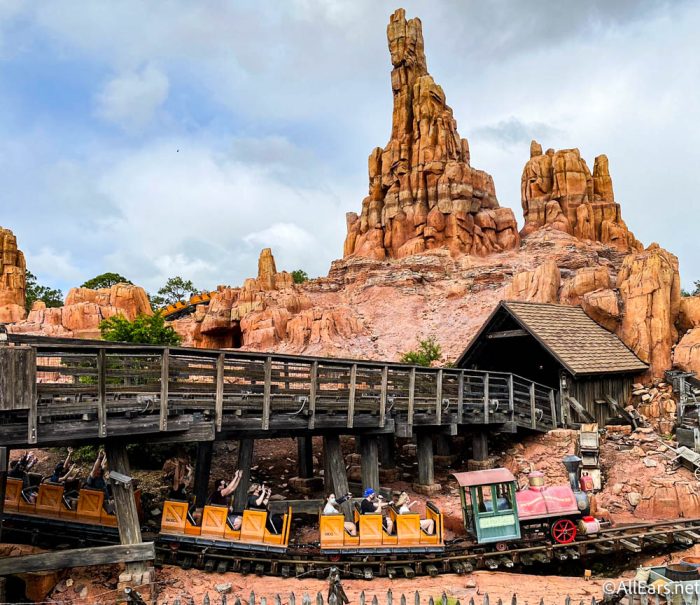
[559,266,612,306]
[673,328,700,375]
[504,260,560,303]
[581,288,621,332]
[634,476,700,520]
[678,296,700,333]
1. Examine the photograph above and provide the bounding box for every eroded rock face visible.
[673,328,700,375]
[634,477,700,520]
[9,283,152,339]
[0,226,27,322]
[559,266,611,306]
[581,289,621,332]
[617,244,681,377]
[678,296,700,334]
[343,9,519,261]
[504,260,561,303]
[520,143,642,252]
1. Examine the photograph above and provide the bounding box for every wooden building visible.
[456,301,648,426]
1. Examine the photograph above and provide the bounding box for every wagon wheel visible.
[694,467,700,482]
[551,518,577,544]
[495,541,508,552]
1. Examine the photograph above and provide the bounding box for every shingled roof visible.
[459,301,648,377]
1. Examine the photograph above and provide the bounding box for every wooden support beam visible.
[408,368,416,430]
[379,366,388,428]
[416,433,434,486]
[0,543,155,576]
[549,390,557,428]
[530,382,537,429]
[308,361,318,430]
[486,329,528,339]
[379,434,396,469]
[566,396,595,423]
[472,432,489,462]
[457,372,464,423]
[508,374,515,424]
[435,369,443,425]
[360,435,379,490]
[347,364,357,429]
[215,353,225,431]
[0,447,7,544]
[604,394,637,428]
[261,356,272,430]
[297,435,314,479]
[483,373,490,424]
[97,348,107,438]
[159,348,170,431]
[323,435,351,520]
[232,438,254,512]
[193,441,214,508]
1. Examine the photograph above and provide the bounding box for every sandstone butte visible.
[0,227,27,323]
[2,9,699,382]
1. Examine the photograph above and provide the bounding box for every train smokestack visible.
[562,455,582,491]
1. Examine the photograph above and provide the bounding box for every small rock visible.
[150,507,161,516]
[66,578,74,588]
[627,492,642,507]
[612,483,624,495]
[216,583,232,594]
[643,458,658,467]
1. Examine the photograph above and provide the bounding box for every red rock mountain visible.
[0,227,27,323]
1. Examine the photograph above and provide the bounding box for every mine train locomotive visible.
[453,455,598,547]
[3,455,599,564]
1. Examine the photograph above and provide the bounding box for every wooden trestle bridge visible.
[0,334,558,448]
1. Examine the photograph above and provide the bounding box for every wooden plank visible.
[408,368,416,430]
[435,369,443,425]
[160,348,170,431]
[549,389,557,428]
[308,361,318,430]
[262,356,272,430]
[486,329,528,339]
[530,382,537,429]
[324,435,351,520]
[347,364,357,429]
[0,542,155,575]
[360,435,379,490]
[483,373,490,424]
[97,348,107,438]
[106,443,143,549]
[416,433,434,486]
[508,375,515,424]
[566,396,596,423]
[379,366,388,428]
[232,438,254,510]
[457,372,464,423]
[215,353,224,431]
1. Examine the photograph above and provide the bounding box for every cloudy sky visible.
[1,0,699,296]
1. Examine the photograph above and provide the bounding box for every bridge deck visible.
[0,335,558,447]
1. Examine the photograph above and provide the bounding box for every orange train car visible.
[159,500,292,553]
[319,502,444,554]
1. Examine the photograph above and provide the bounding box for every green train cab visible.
[452,468,521,545]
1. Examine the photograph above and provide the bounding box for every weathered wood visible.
[483,373,490,424]
[486,329,528,339]
[416,433,434,486]
[215,353,225,431]
[323,435,351,519]
[408,368,416,429]
[379,366,388,428]
[106,442,142,547]
[97,348,107,437]
[297,436,314,479]
[308,361,318,430]
[457,372,464,423]
[347,364,357,428]
[566,396,595,423]
[549,389,557,428]
[472,432,489,461]
[0,346,36,412]
[379,434,396,469]
[360,435,379,490]
[0,447,7,544]
[0,542,154,575]
[508,375,515,424]
[530,383,537,429]
[193,441,214,508]
[435,369,443,425]
[232,438,254,511]
[262,356,272,430]
[160,348,170,431]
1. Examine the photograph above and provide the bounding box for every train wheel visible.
[551,518,577,544]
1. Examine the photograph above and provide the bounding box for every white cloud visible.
[95,64,169,131]
[25,246,82,291]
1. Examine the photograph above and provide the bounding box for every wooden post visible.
[193,441,214,508]
[508,375,515,424]
[457,372,464,423]
[160,348,170,431]
[549,389,557,428]
[308,361,318,429]
[530,382,537,429]
[483,373,490,424]
[379,435,396,469]
[215,353,225,431]
[379,366,388,428]
[97,349,107,438]
[360,435,379,490]
[435,369,443,425]
[435,435,450,456]
[416,433,434,486]
[297,436,314,479]
[262,356,272,430]
[232,439,254,512]
[0,446,7,544]
[105,442,145,575]
[472,432,489,461]
[408,368,416,429]
[0,346,37,443]
[347,364,357,428]
[323,435,351,520]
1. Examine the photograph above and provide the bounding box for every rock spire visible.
[0,227,27,323]
[343,9,520,260]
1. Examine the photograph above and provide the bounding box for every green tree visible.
[400,335,442,367]
[291,269,309,284]
[149,276,199,308]
[81,272,132,290]
[25,270,63,311]
[681,280,700,297]
[99,313,181,345]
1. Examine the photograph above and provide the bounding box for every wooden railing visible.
[1,335,557,445]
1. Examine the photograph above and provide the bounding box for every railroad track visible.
[4,515,700,578]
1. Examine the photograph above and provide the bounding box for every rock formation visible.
[520,142,642,252]
[343,9,519,261]
[678,296,700,334]
[0,227,27,323]
[673,329,700,375]
[504,260,561,303]
[9,283,152,339]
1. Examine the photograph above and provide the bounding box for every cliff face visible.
[343,9,519,261]
[0,226,27,323]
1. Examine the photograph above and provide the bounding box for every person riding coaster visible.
[323,492,357,536]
